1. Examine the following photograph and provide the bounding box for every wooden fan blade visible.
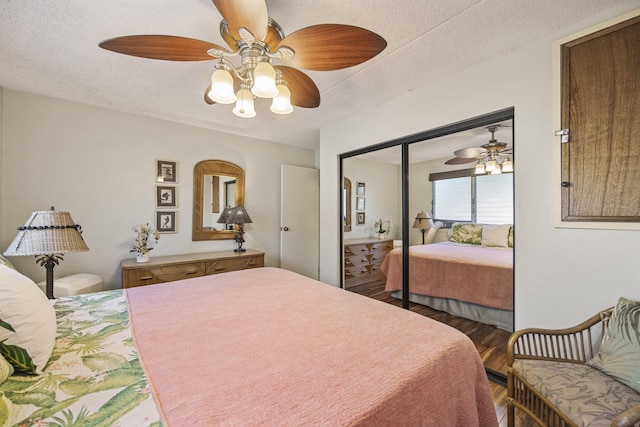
[277,24,386,71]
[212,0,268,42]
[276,66,320,108]
[445,157,479,165]
[99,35,225,61]
[453,147,484,158]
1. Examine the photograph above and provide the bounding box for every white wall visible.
[1,90,315,289]
[319,5,640,330]
[343,156,401,240]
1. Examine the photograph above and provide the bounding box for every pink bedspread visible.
[127,267,498,426]
[381,243,513,311]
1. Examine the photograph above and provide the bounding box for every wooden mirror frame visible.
[192,160,245,241]
[344,177,352,232]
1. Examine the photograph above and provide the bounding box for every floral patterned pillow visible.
[587,297,640,392]
[0,354,14,385]
[508,227,514,248]
[449,223,483,245]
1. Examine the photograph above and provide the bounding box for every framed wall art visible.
[356,181,366,196]
[156,186,177,208]
[156,160,177,183]
[356,196,365,212]
[156,210,177,233]
[357,211,366,225]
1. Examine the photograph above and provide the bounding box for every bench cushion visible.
[513,359,640,426]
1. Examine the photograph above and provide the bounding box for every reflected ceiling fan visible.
[99,0,387,118]
[445,125,513,174]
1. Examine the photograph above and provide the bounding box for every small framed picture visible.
[156,186,177,208]
[357,211,366,225]
[156,210,177,233]
[356,196,365,211]
[356,182,366,196]
[156,160,177,183]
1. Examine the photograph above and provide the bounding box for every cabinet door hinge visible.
[555,129,569,143]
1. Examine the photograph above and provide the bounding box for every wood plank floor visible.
[347,280,537,427]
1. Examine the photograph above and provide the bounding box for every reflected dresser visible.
[343,238,393,289]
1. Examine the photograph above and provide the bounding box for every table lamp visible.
[3,208,89,299]
[412,211,434,245]
[224,206,252,252]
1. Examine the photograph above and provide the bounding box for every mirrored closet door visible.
[339,108,514,379]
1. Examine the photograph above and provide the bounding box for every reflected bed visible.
[381,242,514,331]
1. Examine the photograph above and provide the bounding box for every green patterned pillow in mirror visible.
[449,223,483,245]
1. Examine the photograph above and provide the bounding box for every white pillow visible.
[424,221,443,244]
[0,264,56,374]
[481,224,512,248]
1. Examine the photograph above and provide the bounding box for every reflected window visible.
[433,174,513,224]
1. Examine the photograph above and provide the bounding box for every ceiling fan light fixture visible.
[490,165,503,175]
[209,66,237,104]
[251,59,278,98]
[475,162,486,175]
[502,157,513,172]
[233,87,256,118]
[270,84,293,114]
[485,159,497,172]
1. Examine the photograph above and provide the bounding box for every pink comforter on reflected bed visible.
[381,243,513,310]
[127,267,498,427]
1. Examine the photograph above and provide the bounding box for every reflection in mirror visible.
[193,160,245,241]
[203,175,236,230]
[339,111,514,380]
[343,177,352,232]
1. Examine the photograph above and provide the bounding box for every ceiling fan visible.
[445,125,513,174]
[98,0,387,118]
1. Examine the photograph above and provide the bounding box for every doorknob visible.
[282,226,289,231]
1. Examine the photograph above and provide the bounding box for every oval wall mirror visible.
[192,160,245,241]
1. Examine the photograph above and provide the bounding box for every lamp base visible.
[234,248,247,253]
[36,254,64,299]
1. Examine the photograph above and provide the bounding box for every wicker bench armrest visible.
[612,405,640,427]
[507,308,613,366]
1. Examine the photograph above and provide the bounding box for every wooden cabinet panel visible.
[561,15,640,222]
[122,249,264,288]
[344,238,392,289]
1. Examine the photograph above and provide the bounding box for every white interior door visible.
[280,165,319,279]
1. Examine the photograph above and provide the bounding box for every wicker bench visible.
[507,307,640,427]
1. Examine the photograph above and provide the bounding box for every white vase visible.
[136,252,150,263]
[377,233,385,239]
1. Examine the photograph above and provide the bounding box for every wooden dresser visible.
[344,238,393,289]
[121,249,264,288]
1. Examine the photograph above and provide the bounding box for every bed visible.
[0,266,498,426]
[381,241,514,332]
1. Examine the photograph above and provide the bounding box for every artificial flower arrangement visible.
[374,218,392,235]
[129,223,160,254]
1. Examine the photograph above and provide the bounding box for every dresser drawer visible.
[345,244,370,256]
[125,262,206,288]
[345,254,369,268]
[206,254,264,275]
[370,241,393,254]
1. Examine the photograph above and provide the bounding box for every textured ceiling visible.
[0,0,633,150]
